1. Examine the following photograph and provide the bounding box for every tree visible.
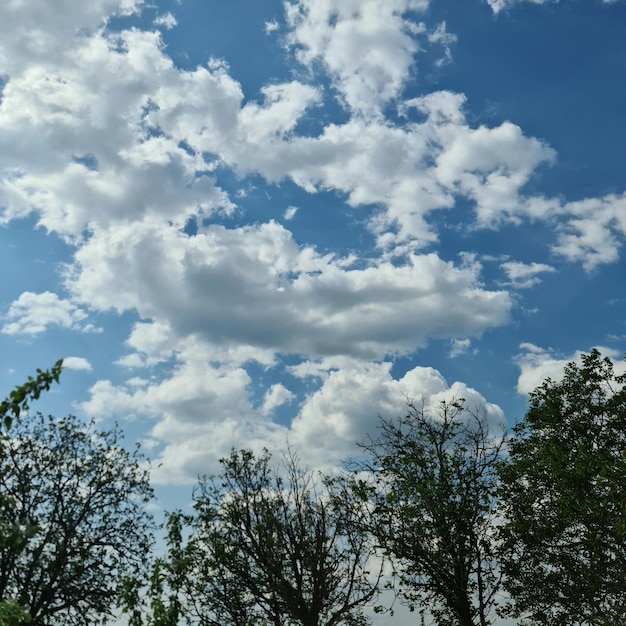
[0,360,63,626]
[187,448,382,626]
[497,349,626,625]
[0,412,155,626]
[122,510,190,626]
[350,399,504,626]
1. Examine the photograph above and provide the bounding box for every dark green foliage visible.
[187,448,381,626]
[0,599,30,626]
[498,349,626,625]
[0,413,154,626]
[351,399,504,626]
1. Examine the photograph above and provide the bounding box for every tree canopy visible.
[498,348,626,625]
[350,399,504,626]
[8,351,626,626]
[186,448,381,626]
[0,410,154,626]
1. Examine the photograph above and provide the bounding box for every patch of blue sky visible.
[429,0,626,198]
[155,0,290,92]
[0,217,72,303]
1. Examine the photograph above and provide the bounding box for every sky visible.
[1,0,626,622]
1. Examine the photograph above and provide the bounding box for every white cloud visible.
[432,118,557,227]
[83,353,286,484]
[0,27,233,238]
[427,21,457,66]
[67,218,511,360]
[487,0,551,14]
[500,261,556,288]
[63,356,93,371]
[0,0,144,73]
[449,338,472,358]
[284,205,298,220]
[552,193,626,270]
[264,19,280,34]
[153,12,177,29]
[2,0,626,502]
[82,352,504,484]
[261,383,295,415]
[488,0,623,13]
[0,1,605,270]
[285,0,429,117]
[2,291,91,335]
[289,360,505,469]
[514,343,626,394]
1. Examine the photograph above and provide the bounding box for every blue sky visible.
[1,0,625,621]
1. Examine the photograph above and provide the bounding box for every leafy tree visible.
[0,412,155,626]
[498,349,626,625]
[122,511,190,626]
[0,360,63,626]
[0,599,30,626]
[350,399,504,626]
[187,448,382,626]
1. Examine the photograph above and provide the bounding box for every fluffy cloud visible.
[83,353,504,484]
[285,0,428,116]
[2,291,92,335]
[2,0,626,499]
[0,28,231,238]
[83,350,286,484]
[63,356,93,371]
[0,0,143,73]
[552,193,626,270]
[0,0,612,268]
[515,343,626,394]
[67,218,511,360]
[289,359,505,469]
[432,117,556,227]
[261,384,296,415]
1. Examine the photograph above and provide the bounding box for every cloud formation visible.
[515,343,626,394]
[0,0,624,489]
[2,291,93,335]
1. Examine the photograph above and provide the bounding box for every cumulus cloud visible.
[261,383,295,415]
[552,193,626,270]
[2,291,91,335]
[0,0,607,268]
[83,352,504,484]
[514,343,626,394]
[83,350,287,484]
[289,360,505,470]
[67,218,511,360]
[2,0,626,496]
[63,356,93,371]
[285,0,428,117]
[0,27,233,238]
[0,0,143,73]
